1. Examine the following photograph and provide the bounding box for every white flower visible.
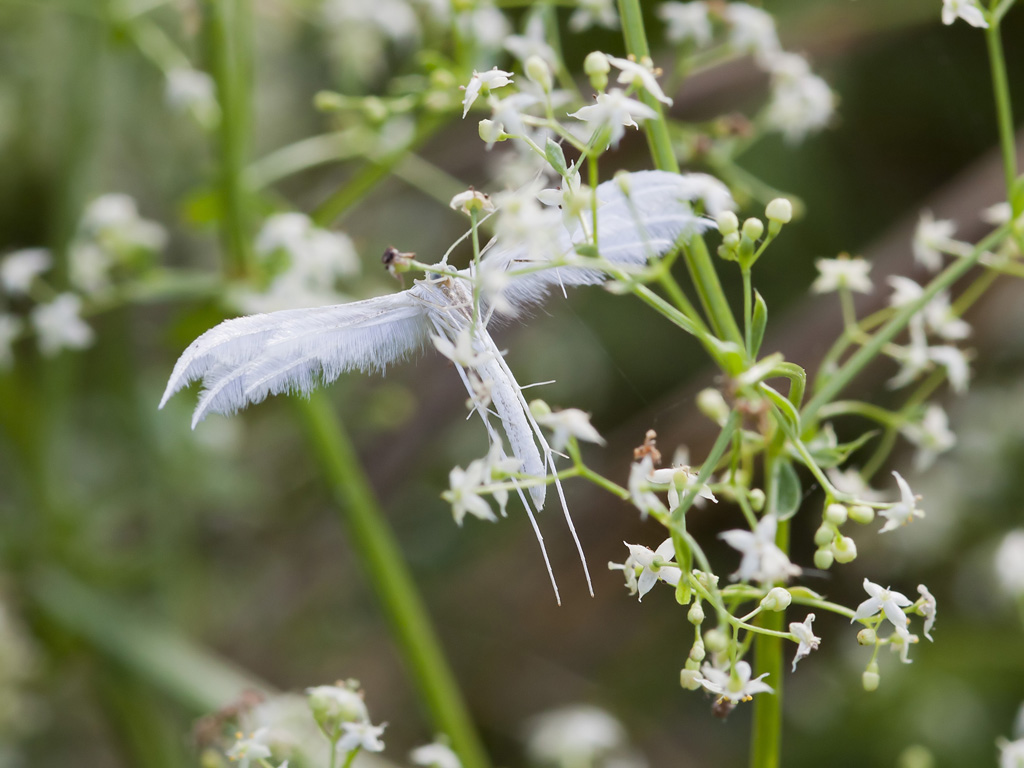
[914,211,958,272]
[569,0,618,32]
[917,584,937,641]
[724,3,780,64]
[70,243,114,296]
[537,168,595,235]
[900,404,955,471]
[31,293,94,356]
[1,248,51,295]
[700,660,773,703]
[534,407,605,451]
[675,172,737,217]
[306,684,370,725]
[851,577,912,630]
[449,188,496,215]
[627,455,668,517]
[492,183,564,263]
[826,467,886,503]
[226,729,273,768]
[878,471,925,533]
[0,314,21,368]
[811,256,872,294]
[337,720,387,754]
[658,2,712,46]
[648,463,717,511]
[994,530,1024,597]
[719,514,801,585]
[982,201,1012,225]
[410,742,462,768]
[432,327,491,368]
[620,539,682,600]
[81,194,167,252]
[165,67,218,124]
[942,0,989,28]
[570,89,658,149]
[444,443,521,525]
[461,68,514,118]
[504,12,557,66]
[923,291,971,341]
[525,705,627,766]
[789,614,820,671]
[458,5,511,52]
[890,624,918,664]
[1001,738,1024,768]
[887,320,971,395]
[763,54,834,143]
[607,55,673,105]
[489,92,540,143]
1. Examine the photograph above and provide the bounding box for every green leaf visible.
[751,290,768,357]
[807,429,880,469]
[773,459,801,521]
[545,138,568,177]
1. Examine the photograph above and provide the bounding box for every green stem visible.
[749,519,787,768]
[294,393,490,768]
[802,225,1008,423]
[207,0,253,278]
[985,15,1018,197]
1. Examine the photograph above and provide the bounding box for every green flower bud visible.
[742,217,765,241]
[584,51,610,92]
[680,668,703,690]
[675,579,692,606]
[529,399,552,419]
[814,523,835,548]
[814,547,834,570]
[849,505,875,524]
[760,587,792,612]
[715,211,739,235]
[478,119,504,144]
[525,55,553,93]
[824,503,848,526]
[766,198,793,224]
[689,639,705,662]
[857,627,877,645]
[308,684,369,738]
[696,388,729,424]
[748,488,766,512]
[862,661,880,692]
[703,628,728,653]
[832,535,857,563]
[688,601,705,625]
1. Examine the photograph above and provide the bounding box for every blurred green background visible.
[0,0,1022,766]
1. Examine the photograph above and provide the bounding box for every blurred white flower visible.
[1,248,51,296]
[410,742,461,768]
[0,314,20,368]
[789,614,820,671]
[226,729,273,768]
[337,720,386,754]
[900,404,955,471]
[505,12,557,66]
[700,659,773,703]
[720,514,801,585]
[569,89,658,149]
[913,211,958,272]
[31,293,93,356]
[569,0,618,32]
[889,624,918,664]
[69,243,113,296]
[525,705,628,767]
[878,471,925,533]
[852,578,912,630]
[999,737,1024,768]
[658,2,712,46]
[165,67,219,125]
[461,68,514,118]
[607,55,673,105]
[628,455,668,517]
[826,467,886,503]
[458,4,511,52]
[994,530,1024,597]
[763,53,834,143]
[811,256,872,294]
[533,406,605,451]
[81,194,167,252]
[982,201,1012,225]
[917,584,937,641]
[941,0,989,28]
[724,3,780,63]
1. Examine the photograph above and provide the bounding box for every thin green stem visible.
[749,519,787,768]
[295,394,490,768]
[985,16,1018,196]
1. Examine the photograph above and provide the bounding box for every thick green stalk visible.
[749,592,784,768]
[295,393,490,768]
[208,0,253,277]
[802,224,1008,423]
[616,0,743,346]
[985,15,1018,197]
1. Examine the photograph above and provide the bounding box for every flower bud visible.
[584,51,610,92]
[813,547,834,570]
[689,639,705,662]
[814,523,835,548]
[715,211,739,235]
[760,587,792,612]
[862,661,880,692]
[525,55,553,93]
[766,198,793,224]
[749,488,766,512]
[857,627,877,646]
[478,119,504,144]
[703,628,728,653]
[687,601,705,625]
[849,505,875,524]
[529,399,552,419]
[742,217,765,241]
[832,535,858,564]
[308,684,369,738]
[696,388,729,424]
[675,579,692,606]
[824,503,848,526]
[680,668,703,690]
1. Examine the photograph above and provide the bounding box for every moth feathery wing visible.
[160,292,432,426]
[479,170,730,312]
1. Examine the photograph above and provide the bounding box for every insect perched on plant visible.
[161,170,732,600]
